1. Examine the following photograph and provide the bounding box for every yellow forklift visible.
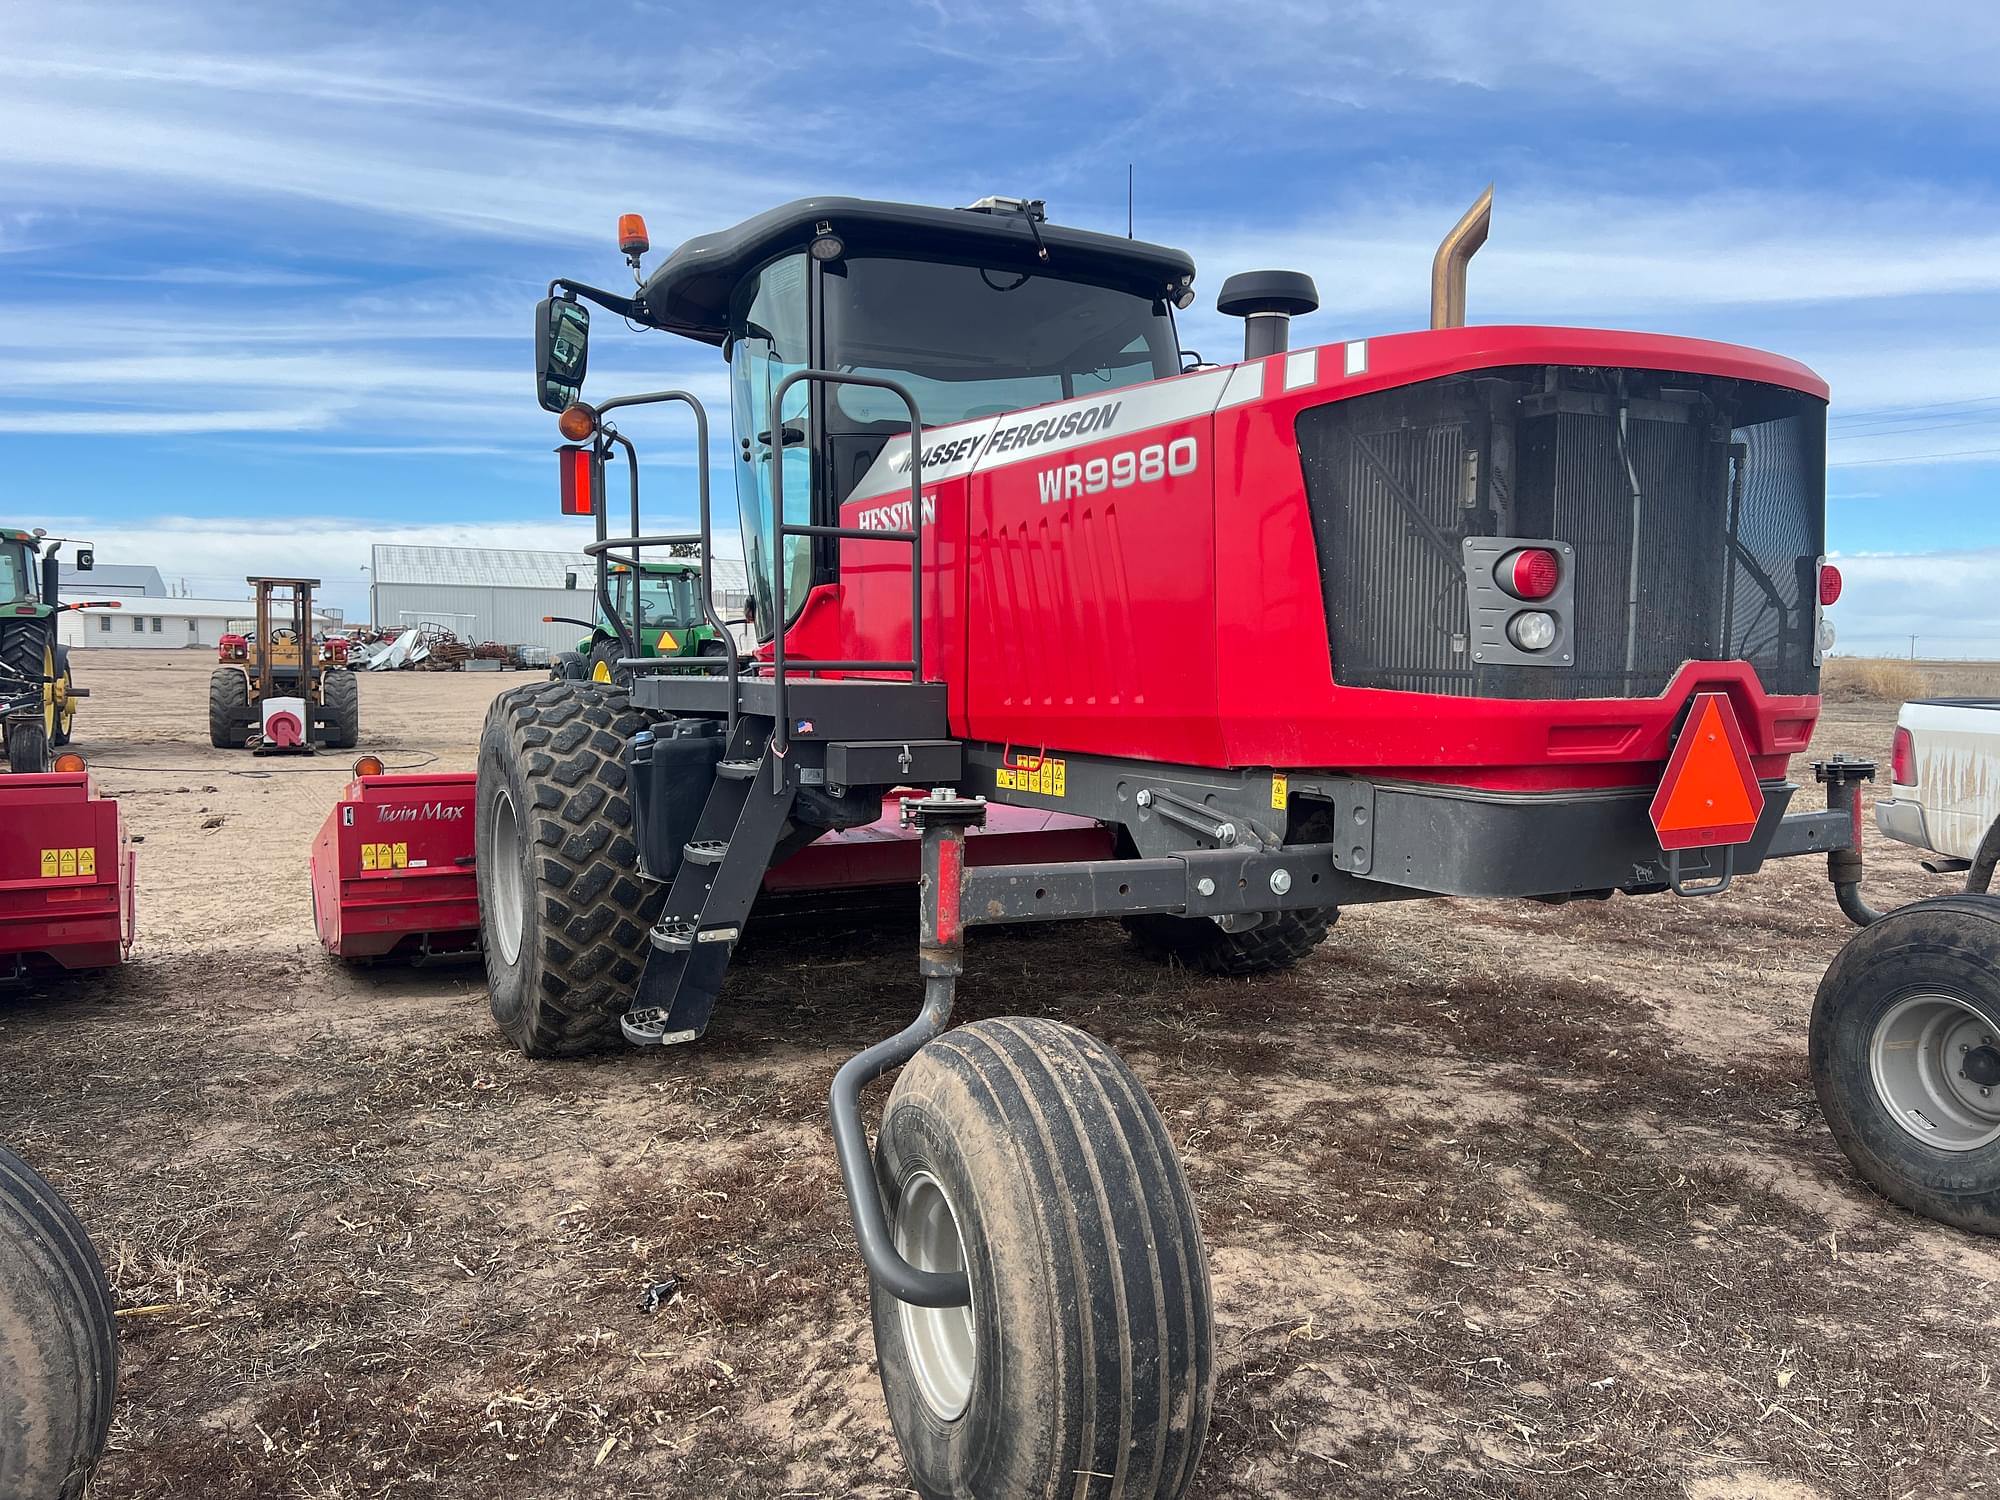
[208,577,357,753]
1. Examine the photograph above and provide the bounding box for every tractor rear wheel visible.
[320,669,359,750]
[587,639,628,687]
[1123,907,1335,975]
[0,1144,117,1500]
[208,667,250,749]
[1812,894,2000,1233]
[51,646,75,748]
[476,679,664,1056]
[871,1017,1214,1500]
[1,619,57,760]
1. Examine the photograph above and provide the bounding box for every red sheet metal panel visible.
[313,777,1112,959]
[762,795,1114,893]
[0,772,134,971]
[311,772,479,959]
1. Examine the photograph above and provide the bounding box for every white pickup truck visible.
[1876,699,2000,872]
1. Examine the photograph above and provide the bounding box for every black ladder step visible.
[619,1006,703,1048]
[649,918,743,953]
[683,839,728,865]
[715,758,761,780]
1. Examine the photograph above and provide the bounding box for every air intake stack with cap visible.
[1217,270,1319,361]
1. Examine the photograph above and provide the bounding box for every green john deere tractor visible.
[547,559,727,684]
[0,528,101,774]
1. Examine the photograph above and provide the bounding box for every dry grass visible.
[1820,656,1931,703]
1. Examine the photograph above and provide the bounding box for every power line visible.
[1831,444,2000,468]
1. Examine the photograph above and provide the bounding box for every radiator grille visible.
[1296,366,1825,700]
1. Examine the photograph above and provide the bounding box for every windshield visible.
[635,572,695,630]
[0,543,27,605]
[823,255,1178,428]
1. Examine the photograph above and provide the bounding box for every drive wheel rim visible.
[489,787,526,965]
[592,659,613,683]
[894,1171,975,1421]
[40,641,57,736]
[1870,991,2000,1152]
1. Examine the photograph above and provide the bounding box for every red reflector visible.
[1892,726,1916,786]
[1498,547,1561,601]
[1819,563,1843,606]
[1648,692,1765,851]
[558,444,595,516]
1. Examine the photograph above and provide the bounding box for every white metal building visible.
[368,544,749,652]
[56,598,334,651]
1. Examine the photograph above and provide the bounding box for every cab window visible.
[0,544,26,605]
[728,254,812,631]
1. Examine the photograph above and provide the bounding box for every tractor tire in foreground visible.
[1812,894,2000,1234]
[476,679,662,1056]
[208,667,250,749]
[871,1017,1214,1499]
[1123,907,1335,976]
[320,668,359,750]
[0,1145,117,1500]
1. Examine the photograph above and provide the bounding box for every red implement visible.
[312,774,1113,960]
[310,772,481,960]
[0,772,135,975]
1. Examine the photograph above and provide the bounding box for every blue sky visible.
[4,1,1999,652]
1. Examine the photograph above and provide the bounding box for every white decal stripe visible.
[846,344,1352,505]
[1344,340,1368,376]
[1217,360,1266,408]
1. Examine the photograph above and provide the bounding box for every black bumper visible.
[1341,778,1850,900]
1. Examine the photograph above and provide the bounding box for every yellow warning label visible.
[392,842,409,869]
[997,758,1067,797]
[361,843,378,870]
[38,848,95,879]
[1271,773,1288,810]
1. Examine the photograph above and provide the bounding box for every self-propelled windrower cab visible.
[453,189,1944,1498]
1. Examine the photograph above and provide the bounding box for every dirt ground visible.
[5,650,1998,1500]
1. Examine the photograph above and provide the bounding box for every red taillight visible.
[558,443,595,516]
[1819,563,1843,606]
[1497,547,1561,601]
[1892,726,1916,786]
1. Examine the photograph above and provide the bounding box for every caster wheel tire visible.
[0,1144,117,1500]
[1812,894,2000,1233]
[870,1016,1213,1499]
[1124,906,1334,975]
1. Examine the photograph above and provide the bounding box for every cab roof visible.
[1,528,37,546]
[632,197,1196,347]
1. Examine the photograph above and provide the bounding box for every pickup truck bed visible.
[1876,698,2000,860]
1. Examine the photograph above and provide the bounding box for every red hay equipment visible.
[0,771,135,976]
[310,772,1111,960]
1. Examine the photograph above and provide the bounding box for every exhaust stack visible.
[1429,185,1493,330]
[1216,270,1320,361]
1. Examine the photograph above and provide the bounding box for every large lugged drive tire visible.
[1124,907,1335,976]
[1,621,56,771]
[1812,894,2000,1233]
[208,667,250,749]
[476,680,663,1056]
[0,1145,117,1500]
[586,639,628,686]
[871,1017,1214,1499]
[319,668,359,749]
[51,646,74,748]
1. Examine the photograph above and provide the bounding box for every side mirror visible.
[565,572,578,591]
[75,547,95,571]
[535,296,590,413]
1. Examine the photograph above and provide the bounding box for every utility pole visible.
[1909,634,1918,661]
